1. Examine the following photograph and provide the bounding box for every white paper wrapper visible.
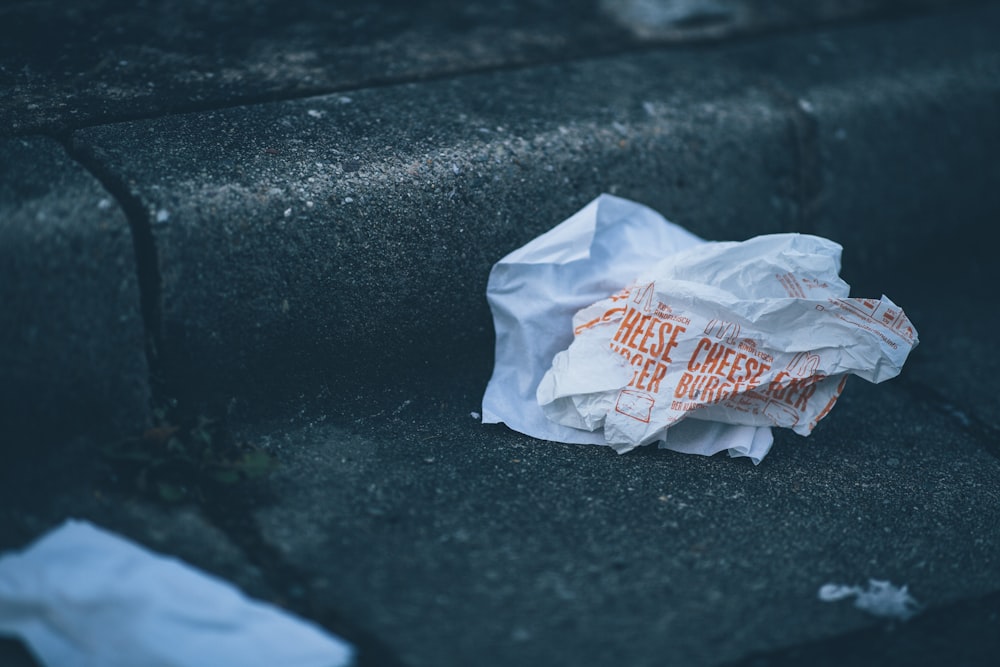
[0,520,354,667]
[482,194,773,462]
[537,232,918,453]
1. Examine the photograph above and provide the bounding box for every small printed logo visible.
[801,277,829,290]
[704,318,741,344]
[630,282,655,314]
[763,400,799,427]
[615,390,655,423]
[786,351,820,378]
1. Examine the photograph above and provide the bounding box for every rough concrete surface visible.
[882,236,1000,453]
[73,4,1000,417]
[225,235,1000,665]
[244,379,1000,667]
[1,0,981,137]
[0,136,150,444]
[2,1,1000,666]
[73,43,800,410]
[5,240,998,666]
[726,7,1000,289]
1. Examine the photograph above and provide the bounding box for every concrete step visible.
[0,136,149,441]
[2,0,986,137]
[64,3,1000,421]
[5,4,999,441]
[3,240,1000,665]
[2,4,1000,667]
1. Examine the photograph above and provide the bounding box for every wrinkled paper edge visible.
[481,194,773,462]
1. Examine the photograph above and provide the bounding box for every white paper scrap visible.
[481,194,773,462]
[0,520,354,667]
[537,231,918,454]
[819,579,921,620]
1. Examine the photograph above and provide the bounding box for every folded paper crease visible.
[482,194,774,462]
[484,195,917,463]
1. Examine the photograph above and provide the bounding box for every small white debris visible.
[283,208,292,218]
[798,98,815,113]
[343,197,354,204]
[819,579,920,620]
[470,411,481,420]
[97,198,112,211]
[307,109,324,119]
[818,584,858,602]
[305,201,314,208]
[155,209,170,224]
[338,96,352,104]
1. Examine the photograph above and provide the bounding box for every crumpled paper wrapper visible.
[482,194,773,462]
[483,195,917,462]
[537,231,918,454]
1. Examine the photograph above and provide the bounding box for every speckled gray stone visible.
[1,0,977,137]
[0,136,149,443]
[74,47,799,408]
[887,240,1000,443]
[723,4,1000,293]
[243,375,1000,667]
[2,4,999,667]
[74,4,1000,416]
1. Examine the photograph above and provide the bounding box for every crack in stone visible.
[58,134,407,667]
[60,133,166,402]
[762,81,824,234]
